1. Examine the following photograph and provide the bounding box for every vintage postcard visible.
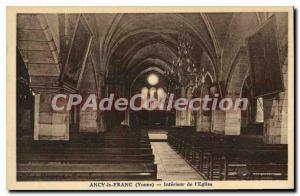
[7,6,294,190]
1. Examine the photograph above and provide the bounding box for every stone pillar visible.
[263,91,288,144]
[176,110,186,126]
[186,87,194,126]
[79,109,99,133]
[176,87,186,126]
[196,107,212,132]
[195,84,212,132]
[34,94,69,140]
[201,114,212,132]
[211,110,225,134]
[280,92,288,144]
[224,109,241,135]
[263,59,288,144]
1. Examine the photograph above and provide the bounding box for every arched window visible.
[256,97,264,122]
[157,88,166,100]
[157,88,166,110]
[141,87,148,109]
[149,87,157,99]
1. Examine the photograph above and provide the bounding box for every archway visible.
[129,70,172,129]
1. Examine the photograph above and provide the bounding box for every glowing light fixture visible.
[147,74,159,86]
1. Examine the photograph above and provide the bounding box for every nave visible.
[16,12,290,182]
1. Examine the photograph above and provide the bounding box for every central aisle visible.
[151,142,203,180]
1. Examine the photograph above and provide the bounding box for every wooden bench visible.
[19,147,153,155]
[18,163,157,181]
[18,153,155,164]
[17,127,157,181]
[167,128,288,181]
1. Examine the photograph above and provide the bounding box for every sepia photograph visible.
[6,6,294,190]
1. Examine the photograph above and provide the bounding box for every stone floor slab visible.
[151,142,203,181]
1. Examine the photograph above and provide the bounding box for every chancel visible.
[16,12,289,181]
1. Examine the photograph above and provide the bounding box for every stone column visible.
[196,85,212,132]
[263,59,288,144]
[211,110,225,134]
[197,110,212,132]
[79,108,99,133]
[176,87,186,126]
[263,92,288,144]
[186,87,194,126]
[34,94,69,140]
[224,109,241,135]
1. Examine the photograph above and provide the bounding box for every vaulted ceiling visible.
[21,13,286,94]
[91,13,234,85]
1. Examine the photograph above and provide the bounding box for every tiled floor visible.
[151,142,203,180]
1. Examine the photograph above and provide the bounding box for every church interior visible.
[16,12,289,181]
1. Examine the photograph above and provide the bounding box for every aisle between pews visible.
[151,142,203,180]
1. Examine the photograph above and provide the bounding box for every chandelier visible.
[164,31,205,94]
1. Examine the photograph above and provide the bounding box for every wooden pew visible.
[19,147,153,155]
[167,128,288,181]
[18,153,155,164]
[222,145,287,180]
[18,163,157,181]
[17,127,157,181]
[246,164,287,180]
